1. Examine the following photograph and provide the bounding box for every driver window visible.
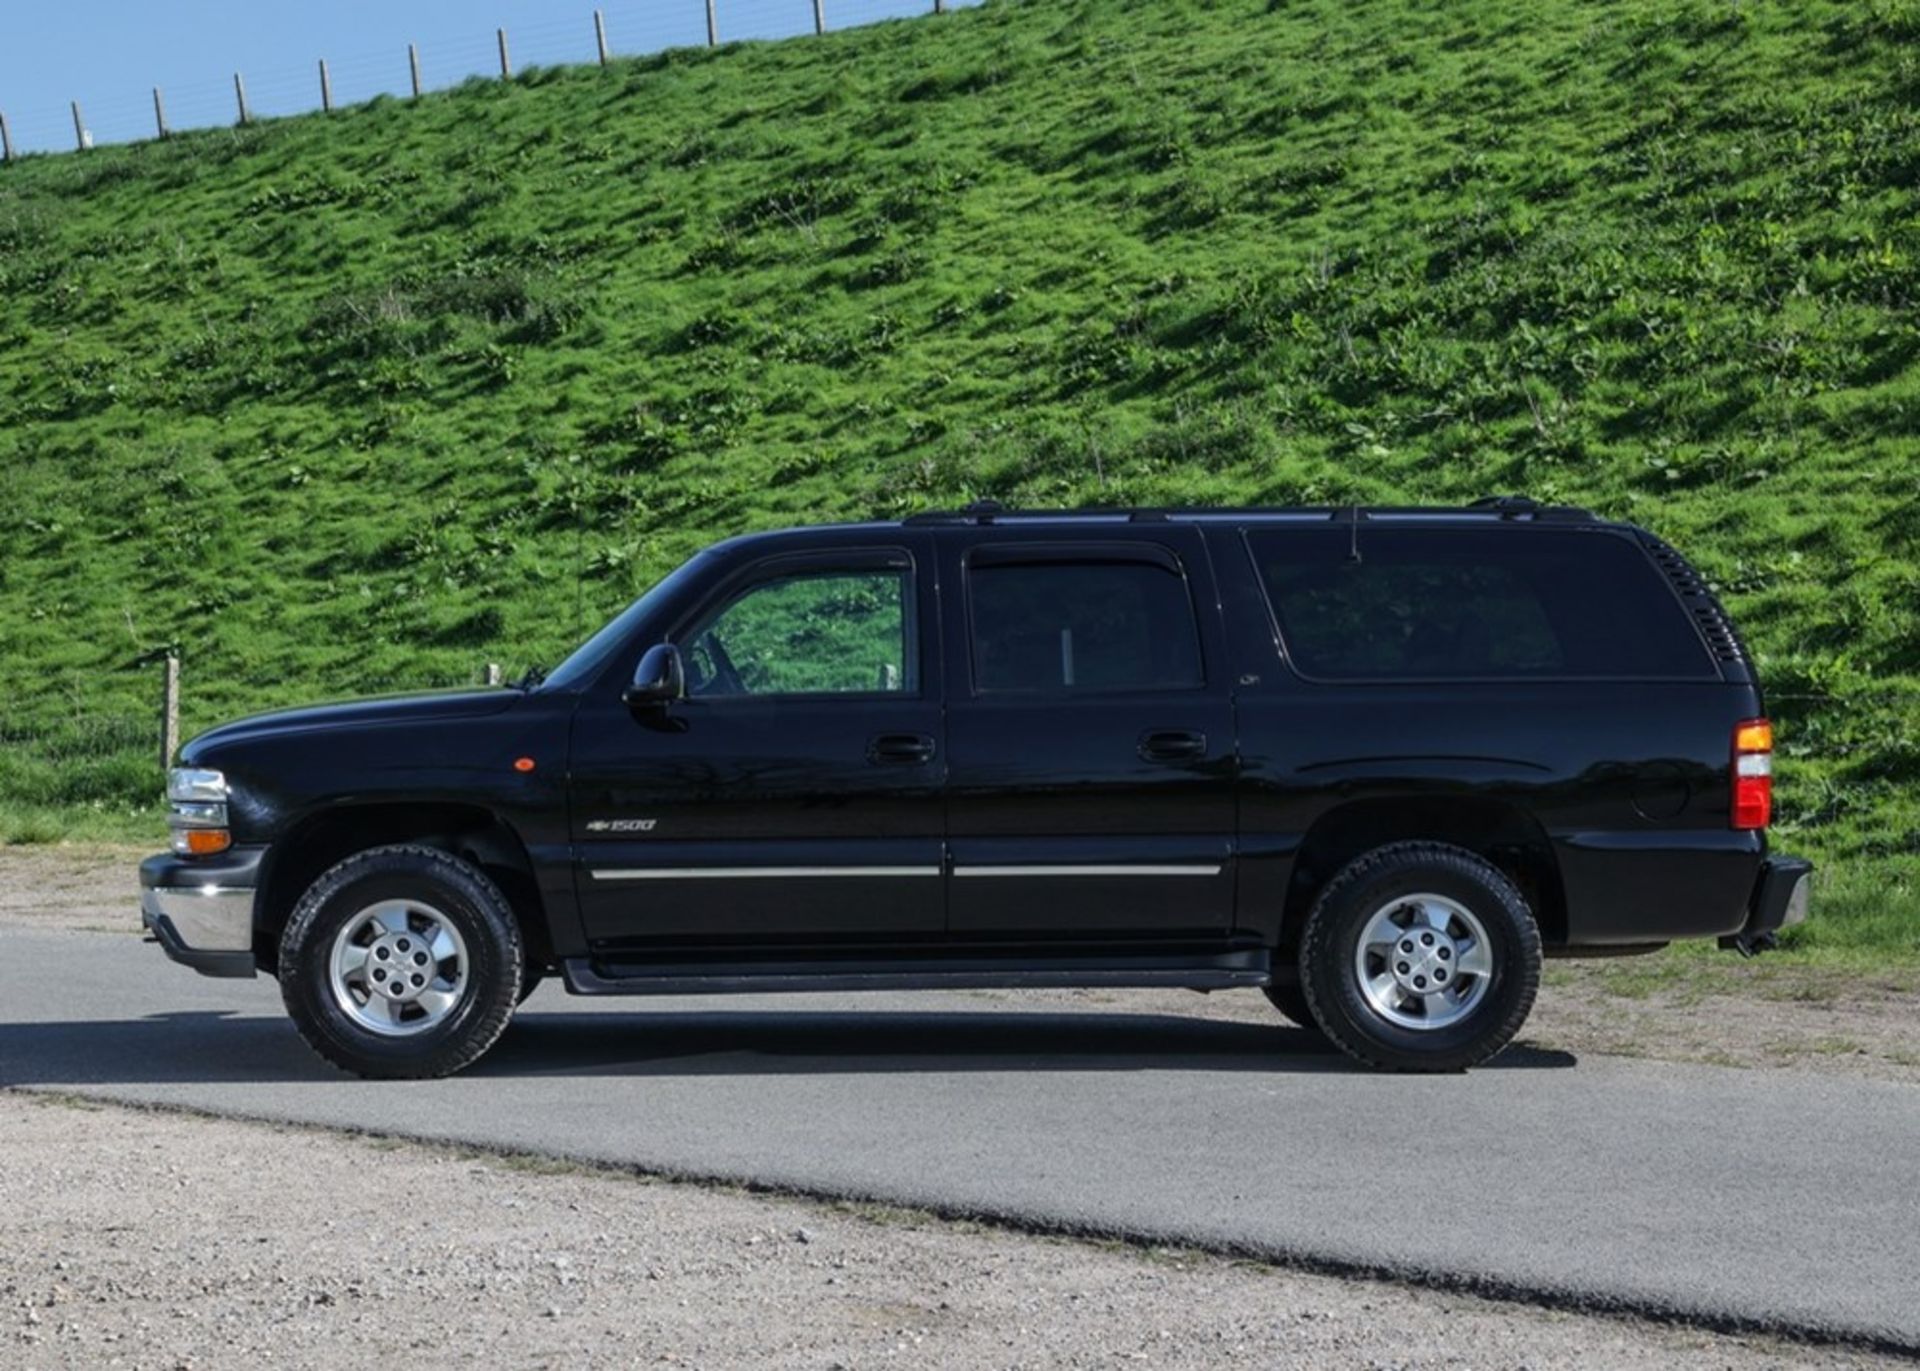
[680,568,912,698]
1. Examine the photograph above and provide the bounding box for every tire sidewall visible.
[1302,846,1539,1069]
[281,849,520,1077]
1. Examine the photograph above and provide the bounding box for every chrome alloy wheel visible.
[1352,893,1493,1031]
[329,900,469,1037]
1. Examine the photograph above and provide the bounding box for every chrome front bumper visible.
[139,849,261,978]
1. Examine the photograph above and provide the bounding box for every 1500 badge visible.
[584,819,658,833]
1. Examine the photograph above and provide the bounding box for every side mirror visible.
[624,643,685,708]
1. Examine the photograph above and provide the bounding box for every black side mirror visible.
[624,643,686,708]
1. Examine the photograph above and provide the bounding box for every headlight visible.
[167,769,229,803]
[167,768,232,856]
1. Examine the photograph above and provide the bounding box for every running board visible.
[560,950,1270,997]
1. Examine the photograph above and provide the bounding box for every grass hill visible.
[0,0,1914,949]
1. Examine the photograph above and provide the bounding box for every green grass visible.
[0,0,1915,953]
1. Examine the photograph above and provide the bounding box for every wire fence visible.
[0,665,507,775]
[0,0,976,160]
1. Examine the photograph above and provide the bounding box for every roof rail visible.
[902,499,1009,527]
[1467,495,1597,522]
[901,499,1599,526]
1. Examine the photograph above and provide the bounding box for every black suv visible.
[141,500,1811,1077]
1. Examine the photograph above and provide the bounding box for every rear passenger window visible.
[968,554,1204,693]
[1249,528,1717,681]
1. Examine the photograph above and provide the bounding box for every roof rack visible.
[1466,495,1596,521]
[902,497,1597,527]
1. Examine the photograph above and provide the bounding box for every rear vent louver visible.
[1637,533,1752,672]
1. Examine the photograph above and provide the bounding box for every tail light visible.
[1731,718,1772,830]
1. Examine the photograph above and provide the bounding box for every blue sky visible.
[0,0,933,154]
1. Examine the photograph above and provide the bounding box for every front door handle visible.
[1138,729,1207,763]
[869,733,936,765]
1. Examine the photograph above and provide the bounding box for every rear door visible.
[939,525,1238,941]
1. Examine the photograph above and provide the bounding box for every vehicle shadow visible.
[481,1010,1577,1077]
[0,1006,1576,1086]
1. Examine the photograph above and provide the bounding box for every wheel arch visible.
[1279,796,1566,953]
[254,802,550,976]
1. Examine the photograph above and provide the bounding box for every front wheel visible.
[279,845,523,1079]
[1299,842,1541,1072]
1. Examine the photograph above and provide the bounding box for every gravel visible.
[0,1091,1889,1370]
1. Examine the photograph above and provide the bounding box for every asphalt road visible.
[5,927,1918,1352]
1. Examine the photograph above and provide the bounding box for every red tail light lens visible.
[1732,717,1772,830]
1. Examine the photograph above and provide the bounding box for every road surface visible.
[3,926,1916,1351]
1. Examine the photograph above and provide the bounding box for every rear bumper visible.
[1719,855,1812,954]
[138,848,263,979]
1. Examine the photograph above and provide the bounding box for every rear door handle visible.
[1138,729,1207,763]
[868,733,936,765]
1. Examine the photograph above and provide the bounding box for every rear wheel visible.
[279,845,522,1079]
[1298,842,1540,1072]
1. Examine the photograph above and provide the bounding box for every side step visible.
[560,950,1271,997]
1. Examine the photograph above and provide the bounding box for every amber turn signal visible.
[181,827,233,856]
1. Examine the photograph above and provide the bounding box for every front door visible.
[940,528,1238,942]
[569,542,946,951]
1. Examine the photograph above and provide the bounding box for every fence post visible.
[497,28,512,78]
[408,43,423,99]
[812,0,826,34]
[594,9,610,65]
[71,101,89,151]
[234,72,252,125]
[485,662,503,687]
[160,652,180,771]
[706,0,719,46]
[319,58,333,112]
[0,110,14,164]
[153,87,170,138]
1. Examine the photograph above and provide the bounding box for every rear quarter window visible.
[1247,527,1718,682]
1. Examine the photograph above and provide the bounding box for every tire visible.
[1261,979,1319,1032]
[1298,842,1541,1073]
[279,844,523,1079]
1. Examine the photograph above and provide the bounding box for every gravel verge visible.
[0,1090,1895,1370]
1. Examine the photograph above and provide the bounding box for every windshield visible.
[537,550,715,692]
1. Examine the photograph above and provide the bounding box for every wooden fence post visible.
[319,58,333,112]
[497,28,512,78]
[594,9,610,65]
[160,653,180,770]
[153,87,170,138]
[812,0,826,34]
[0,110,14,164]
[409,43,423,99]
[71,101,89,151]
[706,0,719,46]
[234,72,252,125]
